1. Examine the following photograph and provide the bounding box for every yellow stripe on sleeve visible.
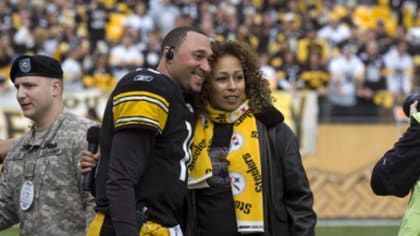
[113,91,169,132]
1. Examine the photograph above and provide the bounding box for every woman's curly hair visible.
[196,40,273,114]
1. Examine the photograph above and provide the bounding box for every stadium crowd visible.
[0,0,420,123]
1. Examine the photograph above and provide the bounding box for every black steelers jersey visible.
[299,66,329,90]
[95,68,193,227]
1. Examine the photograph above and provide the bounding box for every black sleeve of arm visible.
[106,129,155,236]
[371,125,420,197]
[280,124,316,235]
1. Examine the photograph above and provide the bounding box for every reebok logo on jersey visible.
[133,75,154,82]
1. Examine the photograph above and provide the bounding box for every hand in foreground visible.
[80,150,100,174]
[0,138,15,162]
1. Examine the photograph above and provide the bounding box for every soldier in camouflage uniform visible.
[0,55,96,235]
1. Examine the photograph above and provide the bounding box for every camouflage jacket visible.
[0,111,96,236]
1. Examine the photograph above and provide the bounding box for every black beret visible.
[10,55,63,83]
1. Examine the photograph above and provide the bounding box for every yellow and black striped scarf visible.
[188,100,264,233]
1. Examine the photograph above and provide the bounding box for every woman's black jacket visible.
[183,107,317,236]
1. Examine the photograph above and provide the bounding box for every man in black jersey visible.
[86,26,212,236]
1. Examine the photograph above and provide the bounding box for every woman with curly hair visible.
[194,40,272,115]
[186,40,316,236]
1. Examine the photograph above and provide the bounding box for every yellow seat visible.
[371,5,392,20]
[352,5,375,30]
[106,13,127,43]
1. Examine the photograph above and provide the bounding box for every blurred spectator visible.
[259,51,277,91]
[198,11,216,39]
[12,7,35,54]
[196,1,216,26]
[124,1,154,45]
[29,27,47,55]
[236,7,258,49]
[343,24,365,55]
[30,0,49,28]
[86,0,109,53]
[317,13,351,51]
[296,23,330,66]
[390,0,406,25]
[149,0,180,35]
[175,13,194,27]
[0,76,15,110]
[0,33,15,77]
[178,0,199,22]
[407,23,420,46]
[214,2,239,41]
[337,2,356,28]
[358,40,390,120]
[62,45,84,92]
[0,33,14,103]
[42,25,62,56]
[253,8,280,53]
[108,28,144,80]
[281,0,305,28]
[374,19,395,55]
[407,19,420,88]
[357,28,376,52]
[55,21,85,60]
[277,12,303,53]
[83,52,116,92]
[51,0,82,28]
[294,51,329,155]
[328,43,364,120]
[140,28,162,69]
[0,1,12,33]
[383,40,414,105]
[276,49,301,92]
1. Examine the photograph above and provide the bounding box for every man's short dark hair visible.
[160,26,207,53]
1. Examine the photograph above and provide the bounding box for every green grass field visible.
[316,226,399,236]
[0,225,400,236]
[0,228,17,236]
